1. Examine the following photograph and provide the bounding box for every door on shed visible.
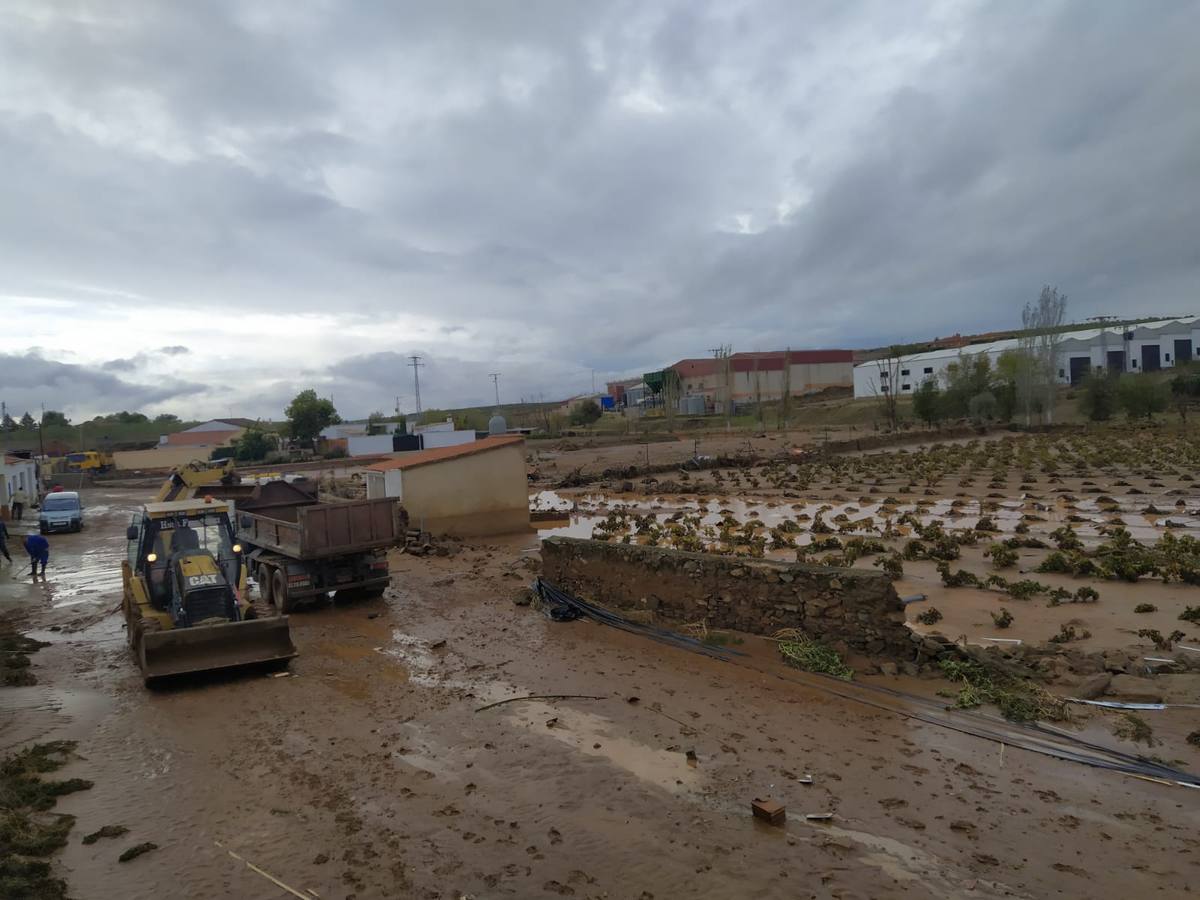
[1175,339,1193,365]
[1068,357,1091,385]
[1141,345,1161,373]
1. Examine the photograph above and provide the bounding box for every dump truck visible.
[122,497,297,683]
[233,481,405,612]
[66,450,114,473]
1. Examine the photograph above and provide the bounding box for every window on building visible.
[1165,353,1171,363]
[880,385,889,393]
[901,383,911,391]
[901,369,910,376]
[923,367,933,374]
[1058,369,1065,379]
[1132,359,1138,368]
[879,370,889,379]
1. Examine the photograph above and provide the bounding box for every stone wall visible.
[541,537,916,659]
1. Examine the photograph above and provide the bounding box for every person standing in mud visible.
[23,533,49,578]
[0,519,11,565]
[11,486,29,521]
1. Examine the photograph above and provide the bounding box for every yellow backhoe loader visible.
[121,496,296,683]
[155,458,238,502]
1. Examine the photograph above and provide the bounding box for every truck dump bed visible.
[235,482,404,560]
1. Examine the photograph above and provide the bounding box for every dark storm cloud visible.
[1,0,1197,417]
[2,352,209,417]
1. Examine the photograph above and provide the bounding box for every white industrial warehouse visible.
[852,317,1200,399]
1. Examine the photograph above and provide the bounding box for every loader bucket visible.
[139,617,297,682]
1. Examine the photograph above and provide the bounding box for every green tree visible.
[367,411,388,435]
[285,389,340,444]
[114,411,148,424]
[153,413,182,426]
[42,410,69,426]
[1,413,14,431]
[968,391,997,422]
[941,352,994,418]
[912,380,942,427]
[1117,375,1169,421]
[235,427,274,461]
[570,399,602,425]
[1079,371,1119,421]
[19,411,35,428]
[1170,368,1200,424]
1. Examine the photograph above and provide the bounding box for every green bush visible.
[1117,375,1169,420]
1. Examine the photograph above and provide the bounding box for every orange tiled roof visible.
[365,435,524,472]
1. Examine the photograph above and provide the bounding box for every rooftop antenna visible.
[408,356,424,415]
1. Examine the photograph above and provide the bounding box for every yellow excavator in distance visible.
[154,458,238,502]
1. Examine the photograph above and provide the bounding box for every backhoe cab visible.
[122,498,296,683]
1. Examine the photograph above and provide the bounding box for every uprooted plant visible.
[0,741,93,900]
[774,629,854,680]
[938,658,1069,723]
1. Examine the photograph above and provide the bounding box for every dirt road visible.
[1,486,1196,899]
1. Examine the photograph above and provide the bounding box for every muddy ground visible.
[2,468,1199,898]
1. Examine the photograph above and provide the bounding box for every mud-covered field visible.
[3,427,1200,898]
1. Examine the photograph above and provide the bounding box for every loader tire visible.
[273,568,291,614]
[259,565,274,605]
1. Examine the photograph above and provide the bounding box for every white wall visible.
[852,320,1200,398]
[347,434,395,457]
[1,459,39,507]
[421,430,476,450]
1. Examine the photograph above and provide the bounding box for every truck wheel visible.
[259,565,274,605]
[272,569,291,614]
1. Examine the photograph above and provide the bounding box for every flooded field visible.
[3,427,1200,898]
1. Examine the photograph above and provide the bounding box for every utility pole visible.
[708,344,733,427]
[489,373,501,407]
[38,403,45,460]
[408,356,424,416]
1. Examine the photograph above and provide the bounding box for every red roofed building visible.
[670,350,853,409]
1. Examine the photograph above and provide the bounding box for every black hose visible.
[534,577,746,661]
[534,578,1200,788]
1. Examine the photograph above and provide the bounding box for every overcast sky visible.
[1,0,1197,422]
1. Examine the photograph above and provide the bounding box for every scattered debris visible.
[118,842,158,862]
[215,840,311,899]
[0,741,92,898]
[474,694,606,713]
[1,627,49,687]
[82,824,129,845]
[804,813,834,822]
[774,630,853,680]
[751,797,786,825]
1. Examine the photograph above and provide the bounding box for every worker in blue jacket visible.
[23,533,49,578]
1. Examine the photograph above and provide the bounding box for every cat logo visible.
[187,573,220,587]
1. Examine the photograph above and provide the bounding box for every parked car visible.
[39,491,84,533]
